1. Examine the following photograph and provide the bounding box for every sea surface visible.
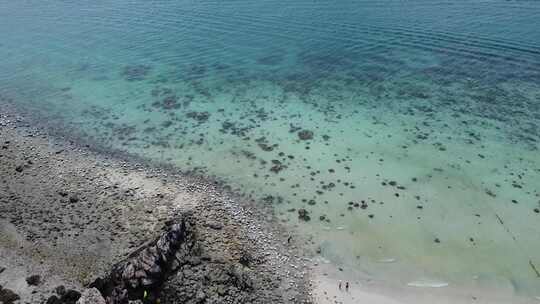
[1,0,539,300]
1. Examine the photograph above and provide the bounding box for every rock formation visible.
[90,214,197,304]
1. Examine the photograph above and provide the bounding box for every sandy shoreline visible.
[310,262,540,304]
[0,109,312,303]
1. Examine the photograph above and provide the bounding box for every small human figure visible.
[287,235,292,244]
[345,282,349,291]
[338,280,342,290]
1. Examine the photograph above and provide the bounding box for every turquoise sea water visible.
[1,0,540,300]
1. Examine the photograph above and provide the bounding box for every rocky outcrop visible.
[90,214,197,304]
[88,211,290,304]
[160,260,256,304]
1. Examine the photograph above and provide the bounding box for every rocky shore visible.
[0,110,313,303]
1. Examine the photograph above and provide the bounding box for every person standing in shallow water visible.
[345,282,349,292]
[338,280,342,290]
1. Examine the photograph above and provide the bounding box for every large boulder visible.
[90,214,196,304]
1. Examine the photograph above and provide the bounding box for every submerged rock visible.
[298,209,311,221]
[152,95,181,110]
[186,111,210,123]
[297,130,314,140]
[121,65,152,81]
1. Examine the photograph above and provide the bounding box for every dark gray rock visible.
[61,289,82,303]
[55,285,66,296]
[26,274,41,286]
[46,295,60,304]
[0,287,20,304]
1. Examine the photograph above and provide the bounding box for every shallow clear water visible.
[1,0,540,300]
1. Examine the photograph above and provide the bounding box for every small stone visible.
[122,263,135,280]
[141,277,155,286]
[206,221,223,230]
[196,290,206,301]
[26,274,41,286]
